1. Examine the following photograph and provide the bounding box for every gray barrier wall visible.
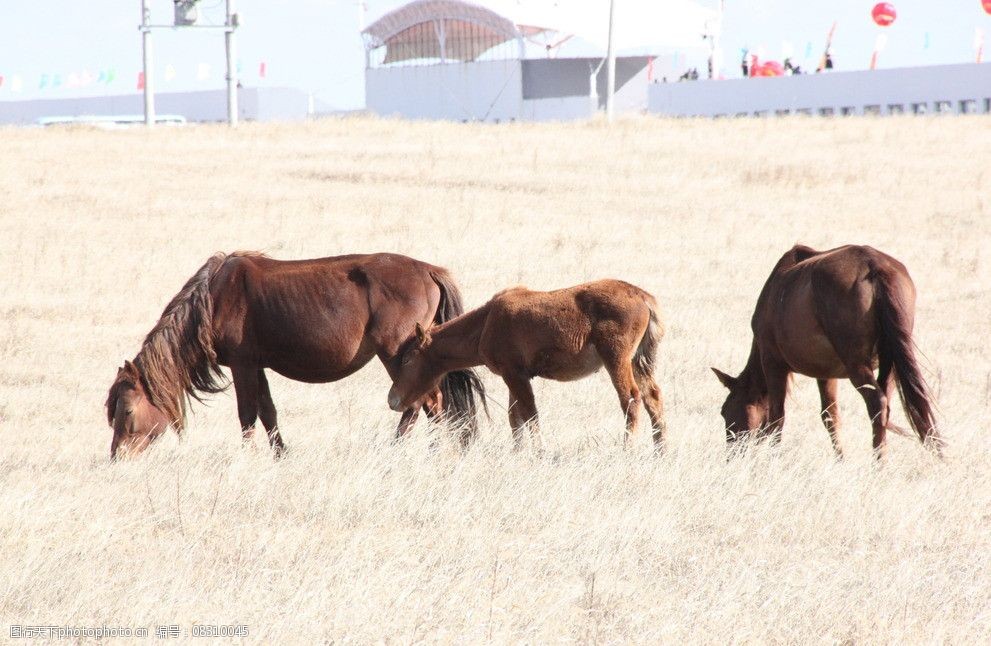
[366,60,524,122]
[648,63,991,117]
[0,88,316,125]
[366,56,650,122]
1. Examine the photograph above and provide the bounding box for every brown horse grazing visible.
[711,244,941,459]
[387,280,667,449]
[106,252,485,459]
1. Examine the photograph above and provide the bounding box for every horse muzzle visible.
[387,389,404,412]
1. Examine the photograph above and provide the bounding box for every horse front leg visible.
[762,362,789,445]
[231,366,259,445]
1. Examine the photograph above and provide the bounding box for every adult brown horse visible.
[106,252,485,459]
[711,244,941,459]
[386,280,667,449]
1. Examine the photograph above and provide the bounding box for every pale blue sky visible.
[0,1,987,108]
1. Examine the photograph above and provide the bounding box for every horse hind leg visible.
[423,387,471,451]
[395,408,420,440]
[634,371,666,451]
[817,378,843,458]
[599,346,642,445]
[848,364,889,460]
[256,370,286,457]
[503,373,538,450]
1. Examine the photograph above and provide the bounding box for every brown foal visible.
[387,280,667,449]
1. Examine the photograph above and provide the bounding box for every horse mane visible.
[129,251,264,427]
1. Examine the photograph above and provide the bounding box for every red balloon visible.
[983,0,991,16]
[872,2,897,26]
[757,61,784,77]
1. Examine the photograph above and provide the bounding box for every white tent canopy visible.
[363,0,719,65]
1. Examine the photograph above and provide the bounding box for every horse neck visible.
[739,340,768,399]
[427,304,489,371]
[132,351,186,427]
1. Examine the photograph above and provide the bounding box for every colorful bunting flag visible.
[39,74,49,90]
[164,64,176,82]
[137,72,145,90]
[0,75,4,89]
[259,61,267,78]
[11,75,22,93]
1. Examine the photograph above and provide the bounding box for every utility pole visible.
[225,0,238,127]
[605,0,616,122]
[139,1,239,127]
[141,0,155,126]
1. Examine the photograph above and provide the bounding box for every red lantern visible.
[983,0,991,16]
[755,61,784,77]
[872,3,897,27]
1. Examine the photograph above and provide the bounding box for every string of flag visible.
[0,61,268,94]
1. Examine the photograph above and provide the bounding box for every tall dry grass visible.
[1,115,990,643]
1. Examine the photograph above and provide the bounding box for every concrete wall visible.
[365,56,651,122]
[648,63,991,117]
[366,60,523,122]
[521,96,594,121]
[0,88,315,125]
[522,57,651,113]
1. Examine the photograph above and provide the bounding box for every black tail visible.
[429,269,488,445]
[873,268,941,451]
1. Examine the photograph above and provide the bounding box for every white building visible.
[362,0,717,122]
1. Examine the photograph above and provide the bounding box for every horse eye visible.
[401,355,411,366]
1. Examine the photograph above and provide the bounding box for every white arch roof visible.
[363,1,718,64]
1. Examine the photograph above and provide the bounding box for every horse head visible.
[106,360,173,460]
[388,323,443,413]
[712,367,769,444]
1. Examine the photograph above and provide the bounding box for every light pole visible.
[141,0,155,126]
[605,0,616,122]
[225,0,238,127]
[139,0,239,127]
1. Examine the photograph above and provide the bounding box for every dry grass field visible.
[1,114,990,643]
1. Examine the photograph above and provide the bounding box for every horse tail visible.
[633,295,664,381]
[872,267,941,451]
[428,268,489,443]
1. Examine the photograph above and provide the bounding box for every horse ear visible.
[414,323,431,347]
[711,367,737,389]
[123,360,135,372]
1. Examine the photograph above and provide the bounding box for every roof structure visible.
[362,0,718,65]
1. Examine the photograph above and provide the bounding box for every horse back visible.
[207,253,440,378]
[753,245,913,376]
